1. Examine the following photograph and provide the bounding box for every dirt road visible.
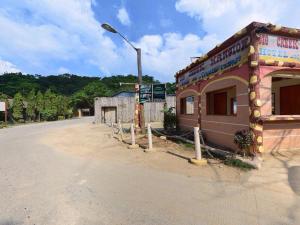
[0,117,299,225]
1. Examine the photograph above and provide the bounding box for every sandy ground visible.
[41,122,242,182]
[1,118,300,225]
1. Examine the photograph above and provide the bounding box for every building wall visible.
[263,121,300,152]
[94,96,176,123]
[200,74,249,151]
[176,65,250,151]
[176,85,199,130]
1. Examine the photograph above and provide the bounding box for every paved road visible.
[0,118,300,225]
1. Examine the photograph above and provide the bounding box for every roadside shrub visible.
[58,115,65,120]
[0,121,6,129]
[234,129,253,156]
[163,106,176,131]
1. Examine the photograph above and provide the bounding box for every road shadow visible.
[0,219,22,225]
[288,166,300,195]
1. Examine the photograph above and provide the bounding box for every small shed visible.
[94,94,176,124]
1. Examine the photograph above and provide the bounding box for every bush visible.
[234,130,253,156]
[163,106,176,131]
[58,115,65,120]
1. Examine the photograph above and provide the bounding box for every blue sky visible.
[0,0,299,82]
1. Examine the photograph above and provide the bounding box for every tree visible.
[41,89,58,121]
[35,91,43,121]
[56,95,71,119]
[12,92,24,122]
[72,81,110,109]
[26,89,36,121]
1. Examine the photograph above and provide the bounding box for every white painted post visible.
[111,121,114,137]
[194,127,202,160]
[147,123,153,150]
[118,119,123,140]
[130,123,136,146]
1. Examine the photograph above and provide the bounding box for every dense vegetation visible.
[0,73,175,124]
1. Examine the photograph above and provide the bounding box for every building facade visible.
[176,22,300,154]
[94,95,176,124]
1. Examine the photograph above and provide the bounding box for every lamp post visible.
[101,23,145,132]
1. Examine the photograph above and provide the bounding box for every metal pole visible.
[136,48,145,133]
[194,127,201,160]
[136,48,142,84]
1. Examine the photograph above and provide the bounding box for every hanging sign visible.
[139,84,152,103]
[258,34,300,63]
[179,36,250,86]
[152,84,166,101]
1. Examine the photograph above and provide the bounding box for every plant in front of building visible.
[163,106,176,131]
[234,129,254,157]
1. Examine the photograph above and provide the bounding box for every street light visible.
[101,23,142,84]
[101,23,144,132]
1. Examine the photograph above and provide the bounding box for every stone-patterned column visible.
[248,30,264,154]
[197,82,202,128]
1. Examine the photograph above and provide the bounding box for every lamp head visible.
[101,23,117,33]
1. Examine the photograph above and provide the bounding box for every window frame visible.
[180,96,195,115]
[206,86,237,116]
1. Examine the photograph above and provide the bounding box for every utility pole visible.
[101,23,145,132]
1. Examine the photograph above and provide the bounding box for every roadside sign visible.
[0,102,5,112]
[139,83,167,103]
[139,84,152,103]
[152,84,166,102]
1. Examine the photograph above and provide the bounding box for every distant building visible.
[112,91,136,97]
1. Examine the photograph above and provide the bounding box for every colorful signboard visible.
[139,84,152,103]
[179,36,250,86]
[139,84,166,102]
[258,34,300,63]
[152,84,166,101]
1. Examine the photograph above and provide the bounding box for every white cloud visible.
[121,32,219,81]
[117,7,131,26]
[57,67,70,74]
[0,59,20,74]
[175,0,300,40]
[0,0,118,74]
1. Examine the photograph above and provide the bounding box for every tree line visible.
[0,73,175,123]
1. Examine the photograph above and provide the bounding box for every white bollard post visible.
[189,127,207,166]
[144,123,155,152]
[111,121,114,138]
[118,119,123,140]
[131,123,135,145]
[194,127,201,160]
[128,123,138,149]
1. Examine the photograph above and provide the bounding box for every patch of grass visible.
[182,142,194,149]
[224,158,255,171]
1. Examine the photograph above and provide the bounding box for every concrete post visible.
[118,119,123,140]
[111,121,114,138]
[189,127,207,166]
[147,123,153,150]
[194,127,201,160]
[131,123,135,145]
[144,123,155,152]
[128,123,138,149]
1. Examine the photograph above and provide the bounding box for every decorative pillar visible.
[248,31,264,154]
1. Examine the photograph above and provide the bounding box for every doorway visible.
[102,107,117,123]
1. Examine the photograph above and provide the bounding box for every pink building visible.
[175,22,300,154]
